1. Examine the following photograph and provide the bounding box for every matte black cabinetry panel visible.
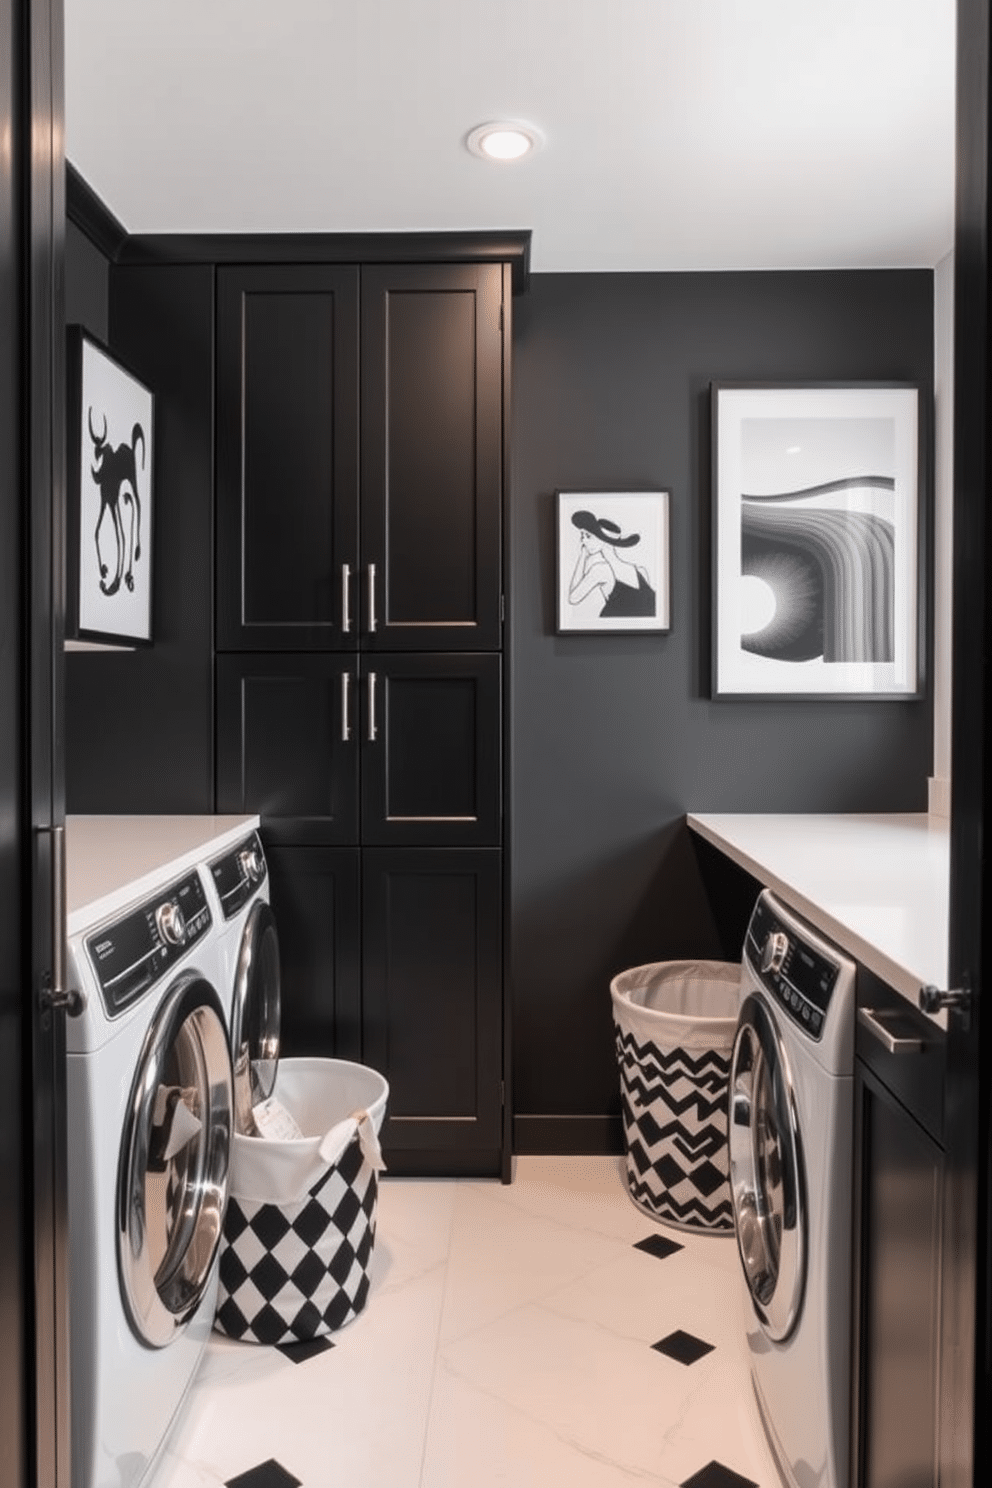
[363,849,503,1174]
[217,652,500,848]
[853,987,945,1488]
[216,265,360,651]
[216,654,359,843]
[362,653,501,845]
[265,842,362,1064]
[216,261,504,653]
[361,263,503,651]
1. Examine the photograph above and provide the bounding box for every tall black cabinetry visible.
[215,256,511,1176]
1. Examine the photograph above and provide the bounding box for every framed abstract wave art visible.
[711,383,923,698]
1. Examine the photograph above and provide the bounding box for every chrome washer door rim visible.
[230,899,281,1131]
[117,974,233,1348]
[728,992,807,1342]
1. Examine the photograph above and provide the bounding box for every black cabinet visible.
[852,976,946,1488]
[216,261,503,653]
[216,265,359,652]
[214,252,509,1177]
[216,651,501,848]
[363,849,503,1175]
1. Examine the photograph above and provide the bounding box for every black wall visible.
[64,248,215,812]
[509,270,934,1148]
[63,221,935,1150]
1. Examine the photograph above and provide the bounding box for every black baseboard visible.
[513,1114,624,1156]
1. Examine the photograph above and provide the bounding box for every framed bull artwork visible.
[67,328,154,645]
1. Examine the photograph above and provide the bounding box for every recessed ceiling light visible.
[466,121,544,162]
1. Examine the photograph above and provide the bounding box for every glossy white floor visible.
[148,1156,779,1488]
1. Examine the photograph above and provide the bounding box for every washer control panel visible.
[209,831,267,921]
[86,872,212,1017]
[744,893,840,1041]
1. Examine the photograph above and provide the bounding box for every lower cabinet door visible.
[264,841,362,1064]
[362,847,503,1176]
[853,1059,944,1488]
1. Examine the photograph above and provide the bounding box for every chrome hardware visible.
[238,846,264,885]
[155,901,187,947]
[367,562,377,633]
[39,824,86,1018]
[761,931,789,976]
[858,1007,924,1054]
[919,983,972,1017]
[368,671,378,742]
[341,562,352,634]
[341,670,352,742]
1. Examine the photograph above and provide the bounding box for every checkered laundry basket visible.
[214,1058,388,1345]
[610,961,742,1233]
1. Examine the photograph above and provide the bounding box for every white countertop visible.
[66,814,259,934]
[686,812,950,1020]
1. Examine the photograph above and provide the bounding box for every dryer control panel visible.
[208,831,267,921]
[744,892,840,1041]
[86,872,212,1017]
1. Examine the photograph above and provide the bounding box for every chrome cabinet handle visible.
[857,1006,923,1055]
[341,671,351,743]
[341,563,351,634]
[38,825,86,1018]
[367,562,377,634]
[368,671,378,742]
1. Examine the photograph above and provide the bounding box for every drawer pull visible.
[858,1007,923,1055]
[367,563,377,634]
[341,671,351,743]
[341,563,351,634]
[368,671,378,742]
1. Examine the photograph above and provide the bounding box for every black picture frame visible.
[711,382,924,699]
[556,489,671,634]
[67,326,154,646]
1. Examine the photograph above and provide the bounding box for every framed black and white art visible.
[556,490,671,634]
[67,327,155,645]
[711,383,922,698]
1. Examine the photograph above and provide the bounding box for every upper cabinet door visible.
[360,263,503,651]
[216,265,360,651]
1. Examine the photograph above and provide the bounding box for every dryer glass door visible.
[728,993,807,1342]
[118,975,233,1348]
[230,900,281,1132]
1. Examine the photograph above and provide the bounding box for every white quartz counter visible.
[66,813,259,934]
[686,812,950,1020]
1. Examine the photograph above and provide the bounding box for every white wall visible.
[930,249,954,816]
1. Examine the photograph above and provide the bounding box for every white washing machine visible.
[204,830,282,1129]
[65,816,256,1488]
[728,889,856,1488]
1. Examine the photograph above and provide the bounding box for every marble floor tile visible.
[145,1158,780,1488]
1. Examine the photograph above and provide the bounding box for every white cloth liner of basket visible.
[610,959,743,1233]
[231,1057,388,1205]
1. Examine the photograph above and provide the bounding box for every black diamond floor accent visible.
[277,1334,335,1364]
[680,1461,760,1488]
[652,1328,715,1365]
[225,1460,302,1488]
[634,1232,684,1261]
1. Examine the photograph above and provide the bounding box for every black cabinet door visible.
[360,263,503,651]
[216,265,359,651]
[360,653,501,846]
[363,848,503,1175]
[216,654,360,844]
[264,842,362,1065]
[853,1057,944,1488]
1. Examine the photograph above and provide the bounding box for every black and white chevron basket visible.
[214,1131,378,1345]
[611,961,741,1233]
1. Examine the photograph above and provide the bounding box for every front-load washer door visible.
[229,899,281,1131]
[728,993,807,1342]
[118,974,233,1348]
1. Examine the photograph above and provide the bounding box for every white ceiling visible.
[65,0,956,274]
